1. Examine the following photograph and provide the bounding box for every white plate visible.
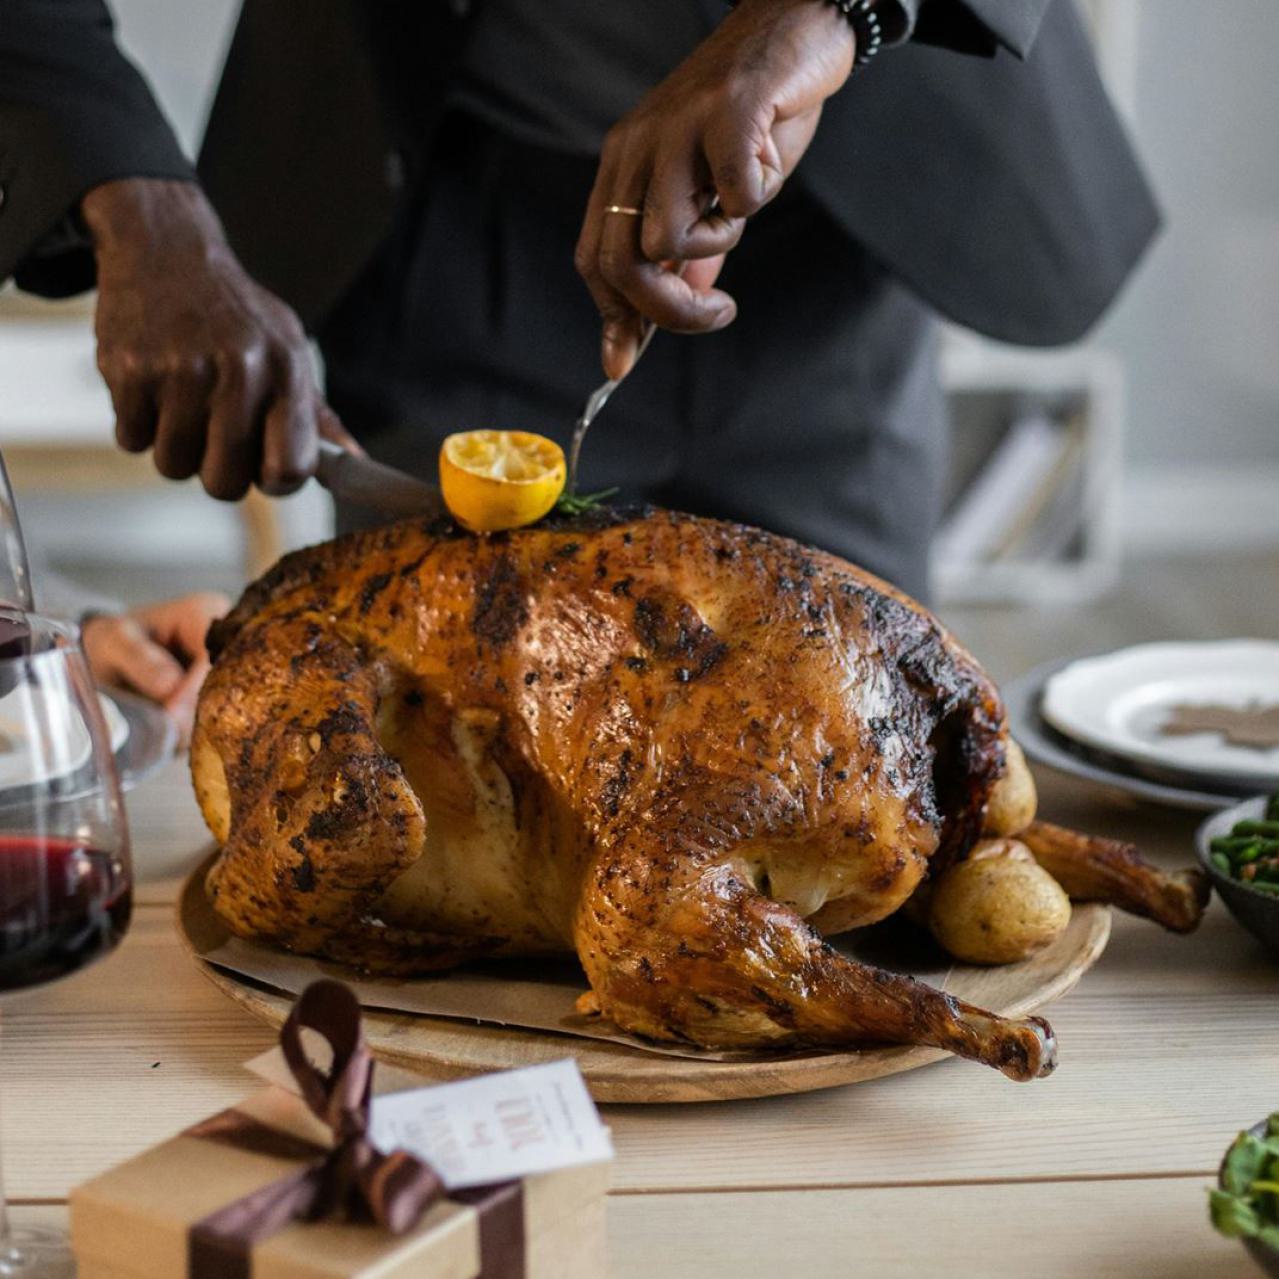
[0,690,130,790]
[1042,641,1279,786]
[1004,661,1241,812]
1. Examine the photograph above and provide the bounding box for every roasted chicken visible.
[192,508,1207,1081]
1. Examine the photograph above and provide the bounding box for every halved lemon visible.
[439,430,566,533]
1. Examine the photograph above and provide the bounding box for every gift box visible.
[70,981,611,1279]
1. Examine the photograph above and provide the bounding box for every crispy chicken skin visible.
[192,508,1204,1081]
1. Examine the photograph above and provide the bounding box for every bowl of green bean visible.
[1196,795,1279,956]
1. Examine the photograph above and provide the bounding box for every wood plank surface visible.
[9,1171,1248,1279]
[3,861,1275,1200]
[4,726,1275,1279]
[127,757,213,904]
[606,1179,1243,1279]
[7,1177,1247,1279]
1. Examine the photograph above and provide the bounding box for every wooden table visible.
[5,757,1275,1277]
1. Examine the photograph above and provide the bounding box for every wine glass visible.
[0,452,34,614]
[0,450,36,669]
[0,613,132,1277]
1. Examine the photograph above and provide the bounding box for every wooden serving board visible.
[177,864,1110,1104]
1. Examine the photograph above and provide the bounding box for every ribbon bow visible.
[188,980,445,1275]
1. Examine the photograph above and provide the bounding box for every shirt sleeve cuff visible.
[888,0,920,44]
[0,0,196,297]
[910,0,1055,59]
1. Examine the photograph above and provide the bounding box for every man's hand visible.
[575,0,856,380]
[82,592,230,746]
[82,179,359,501]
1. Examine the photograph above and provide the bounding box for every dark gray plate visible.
[108,686,178,791]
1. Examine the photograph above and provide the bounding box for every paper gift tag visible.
[246,1051,613,1190]
[368,1061,614,1189]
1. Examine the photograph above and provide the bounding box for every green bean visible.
[1230,820,1279,837]
[1212,835,1279,854]
[1206,804,1279,889]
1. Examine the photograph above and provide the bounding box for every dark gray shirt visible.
[449,1,714,155]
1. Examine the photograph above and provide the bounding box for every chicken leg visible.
[1020,821,1209,934]
[576,781,1057,1081]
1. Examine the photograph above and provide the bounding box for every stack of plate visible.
[1005,641,1279,812]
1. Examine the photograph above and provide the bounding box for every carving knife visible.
[315,439,445,520]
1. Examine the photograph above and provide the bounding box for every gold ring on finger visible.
[603,205,643,217]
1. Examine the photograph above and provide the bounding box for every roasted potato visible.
[984,738,1038,836]
[929,838,1070,965]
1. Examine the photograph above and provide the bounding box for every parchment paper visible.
[183,856,955,1064]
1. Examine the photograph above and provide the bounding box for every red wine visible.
[0,836,131,993]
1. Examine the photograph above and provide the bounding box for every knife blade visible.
[315,439,445,520]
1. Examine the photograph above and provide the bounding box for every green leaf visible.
[1268,1113,1279,1140]
[1224,1134,1271,1195]
[553,487,620,517]
[1258,1224,1279,1251]
[1211,1188,1262,1238]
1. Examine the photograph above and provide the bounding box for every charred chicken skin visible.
[192,509,1207,1081]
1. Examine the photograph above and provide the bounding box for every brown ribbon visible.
[185,979,524,1278]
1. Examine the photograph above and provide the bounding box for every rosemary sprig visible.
[554,487,619,516]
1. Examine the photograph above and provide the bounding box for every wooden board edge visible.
[176,855,1112,1103]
